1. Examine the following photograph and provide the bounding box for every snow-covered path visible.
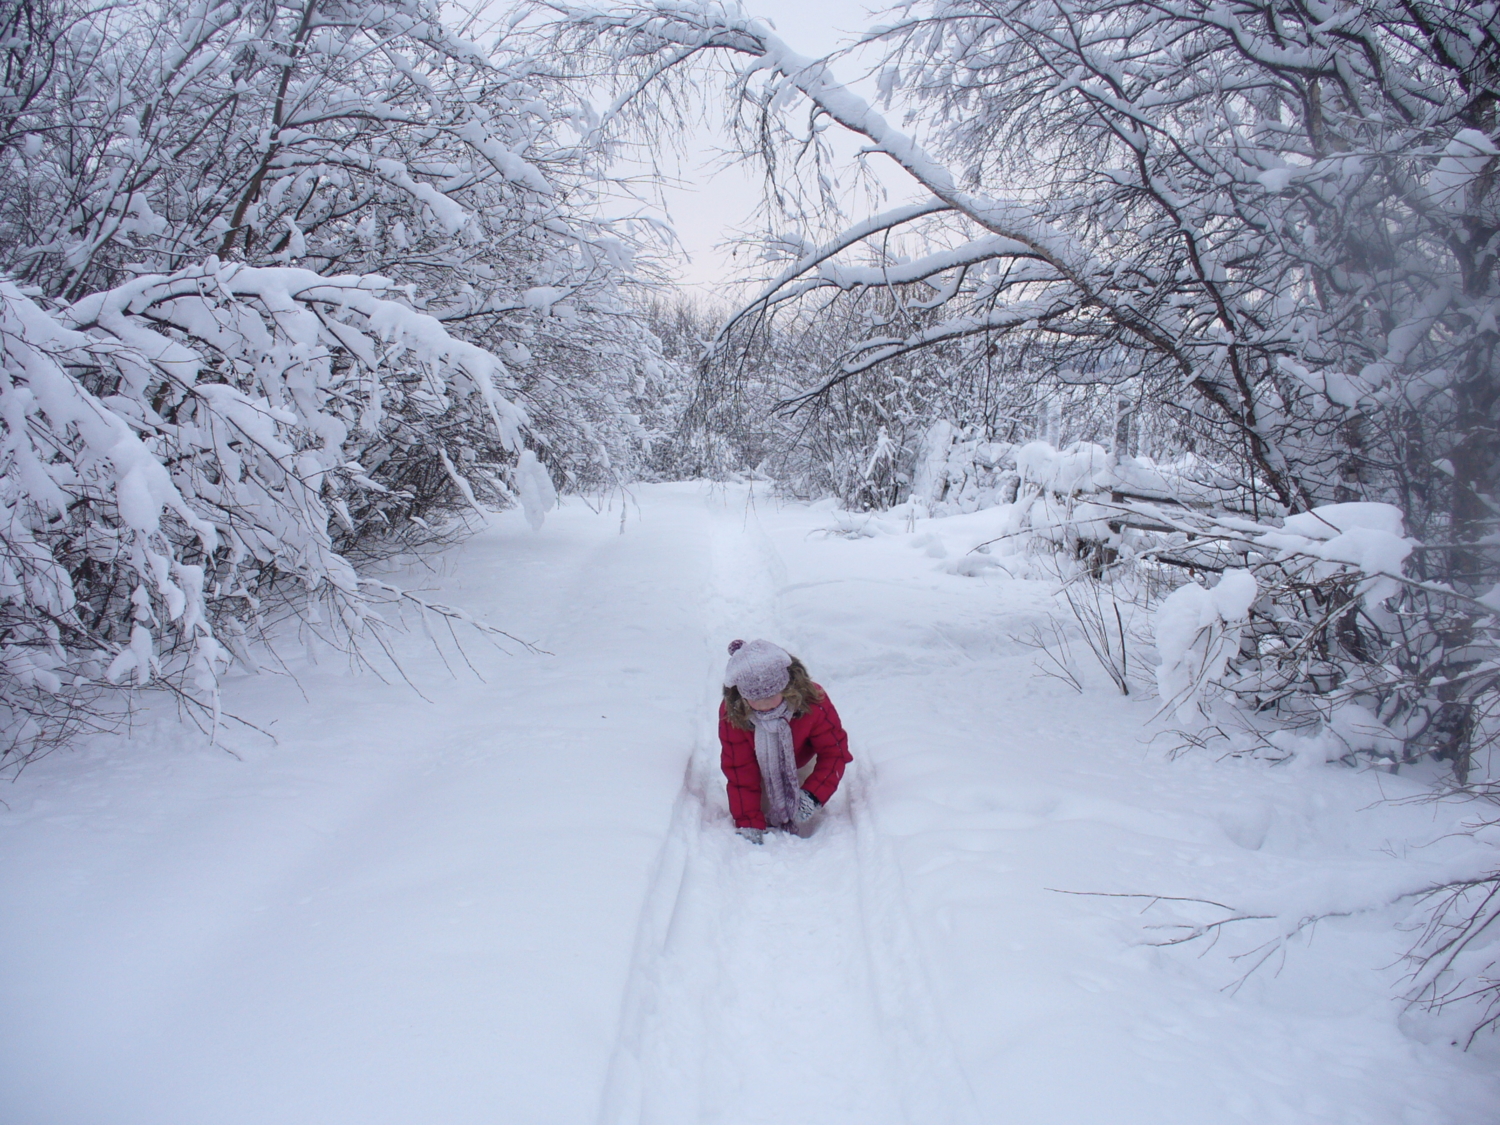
[2,483,1498,1124]
[597,504,975,1125]
[2,485,728,1124]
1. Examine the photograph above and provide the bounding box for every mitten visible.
[737,826,765,845]
[794,789,823,824]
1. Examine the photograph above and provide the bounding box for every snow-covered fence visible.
[908,421,1019,515]
[1125,501,1498,780]
[915,421,1247,567]
[905,428,1498,779]
[979,450,1495,777]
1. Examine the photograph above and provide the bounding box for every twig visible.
[359,579,550,654]
[1045,889,1238,912]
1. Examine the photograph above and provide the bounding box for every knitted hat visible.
[724,638,792,701]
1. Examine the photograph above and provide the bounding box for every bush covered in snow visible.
[0,262,551,760]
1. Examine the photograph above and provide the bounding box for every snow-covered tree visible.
[0,0,668,763]
[2,0,663,493]
[560,0,1498,547]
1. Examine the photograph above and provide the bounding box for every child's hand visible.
[795,789,822,824]
[736,827,765,845]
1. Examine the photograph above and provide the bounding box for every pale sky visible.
[625,0,916,297]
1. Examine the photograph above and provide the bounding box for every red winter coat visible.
[719,687,851,830]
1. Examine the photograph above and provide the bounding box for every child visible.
[719,639,851,844]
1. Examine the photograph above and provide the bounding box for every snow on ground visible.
[2,482,1497,1125]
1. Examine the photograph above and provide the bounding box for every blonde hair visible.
[723,656,823,731]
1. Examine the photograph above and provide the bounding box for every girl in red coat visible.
[719,638,851,844]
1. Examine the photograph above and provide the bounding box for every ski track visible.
[597,490,978,1125]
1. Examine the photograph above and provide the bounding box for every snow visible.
[1153,570,1257,722]
[1015,439,1107,495]
[1260,503,1415,607]
[1,483,1497,1124]
[1255,166,1296,192]
[1314,524,1414,575]
[1430,130,1499,212]
[514,448,559,530]
[1281,502,1407,540]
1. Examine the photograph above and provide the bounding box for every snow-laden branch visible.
[815,233,1041,292]
[712,196,954,343]
[67,261,529,453]
[562,1,1111,290]
[786,297,1083,401]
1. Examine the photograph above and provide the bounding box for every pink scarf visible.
[747,700,799,828]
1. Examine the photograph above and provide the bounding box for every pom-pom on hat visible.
[724,638,792,701]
